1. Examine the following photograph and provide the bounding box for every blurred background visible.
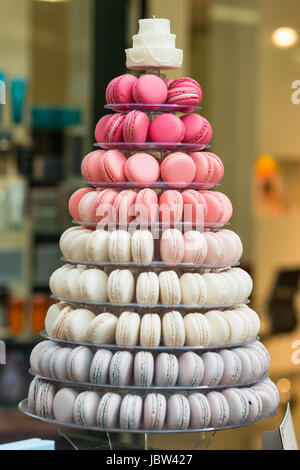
[0,0,299,450]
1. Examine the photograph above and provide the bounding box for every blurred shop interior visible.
[0,0,300,449]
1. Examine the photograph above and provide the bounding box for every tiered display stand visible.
[18,69,276,450]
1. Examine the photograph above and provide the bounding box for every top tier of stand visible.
[104,103,201,114]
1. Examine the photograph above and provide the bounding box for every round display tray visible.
[50,295,250,312]
[18,399,277,435]
[61,257,240,271]
[104,103,202,114]
[94,142,210,152]
[83,180,219,190]
[40,330,258,352]
[72,219,228,230]
[28,369,269,392]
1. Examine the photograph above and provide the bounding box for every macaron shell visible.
[144,393,166,430]
[68,188,95,221]
[160,152,196,188]
[222,388,249,425]
[115,311,140,346]
[140,313,161,347]
[160,229,184,264]
[113,190,137,223]
[107,270,135,305]
[190,152,215,185]
[159,190,183,224]
[183,230,208,264]
[181,114,213,145]
[136,271,160,306]
[177,352,204,386]
[95,189,119,223]
[184,313,212,346]
[100,150,127,183]
[95,114,113,143]
[109,351,134,386]
[219,349,242,385]
[166,394,190,430]
[53,388,79,423]
[155,353,178,386]
[188,393,211,429]
[74,391,100,426]
[162,310,185,346]
[159,272,182,307]
[104,113,126,143]
[67,346,94,382]
[90,349,113,384]
[134,351,154,386]
[206,391,229,427]
[120,394,143,429]
[131,230,154,266]
[125,152,159,183]
[97,392,122,428]
[135,188,159,224]
[123,111,150,143]
[149,114,185,143]
[132,74,168,104]
[106,74,137,104]
[201,352,224,386]
[181,190,207,224]
[81,150,105,184]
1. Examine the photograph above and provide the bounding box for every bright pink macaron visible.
[182,189,207,224]
[100,149,127,183]
[201,191,233,225]
[135,188,159,224]
[81,150,105,185]
[95,115,113,143]
[105,74,138,104]
[149,114,185,143]
[132,74,168,104]
[159,190,184,224]
[78,191,99,222]
[181,114,213,146]
[160,152,196,188]
[68,187,95,221]
[113,190,137,223]
[167,86,201,108]
[168,77,202,99]
[103,113,126,143]
[125,153,160,185]
[123,110,150,143]
[95,188,119,224]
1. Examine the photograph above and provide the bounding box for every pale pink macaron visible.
[159,190,184,224]
[132,74,168,104]
[160,229,184,264]
[183,230,208,264]
[94,188,119,223]
[95,114,113,143]
[81,150,105,185]
[203,231,226,265]
[149,114,185,143]
[105,74,137,104]
[181,114,213,146]
[113,189,137,223]
[125,153,160,185]
[78,191,100,223]
[201,191,233,225]
[123,110,150,143]
[135,188,159,224]
[160,152,196,188]
[103,113,126,143]
[68,187,95,221]
[181,189,207,224]
[215,229,243,265]
[100,149,127,183]
[190,152,214,186]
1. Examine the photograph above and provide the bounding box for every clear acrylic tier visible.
[61,257,239,271]
[94,142,210,152]
[18,399,277,435]
[72,219,229,230]
[28,368,269,392]
[50,295,250,312]
[40,330,257,352]
[104,103,202,114]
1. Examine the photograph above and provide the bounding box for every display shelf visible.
[28,369,269,392]
[94,142,210,152]
[61,257,240,271]
[39,330,258,352]
[83,180,219,190]
[18,399,277,435]
[104,103,202,114]
[71,220,228,230]
[50,295,250,312]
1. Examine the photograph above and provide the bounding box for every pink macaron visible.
[182,189,207,224]
[81,150,105,185]
[100,149,127,183]
[159,190,184,224]
[95,115,113,143]
[201,191,233,225]
[181,114,213,146]
[68,187,95,221]
[167,86,201,107]
[132,74,168,104]
[149,114,185,143]
[113,189,137,223]
[125,153,160,185]
[103,113,126,143]
[94,188,119,224]
[135,188,159,224]
[105,74,138,104]
[160,152,196,188]
[189,152,214,186]
[78,191,99,222]
[123,110,150,143]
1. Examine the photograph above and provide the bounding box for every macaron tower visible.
[21,18,279,443]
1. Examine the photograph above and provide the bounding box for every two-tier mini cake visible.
[126,18,183,69]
